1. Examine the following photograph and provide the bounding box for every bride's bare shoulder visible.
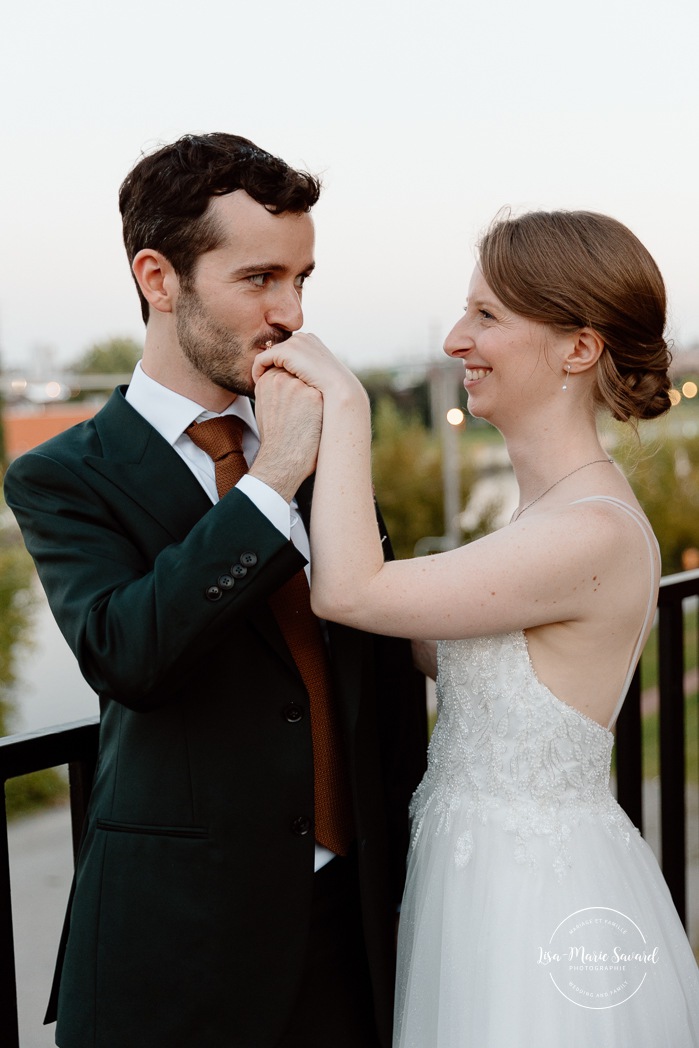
[507,494,656,577]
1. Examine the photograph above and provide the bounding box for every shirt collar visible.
[125,360,259,446]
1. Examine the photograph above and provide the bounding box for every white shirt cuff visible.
[236,474,291,540]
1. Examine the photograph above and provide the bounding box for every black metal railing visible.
[0,718,98,1048]
[616,566,699,928]
[1,568,699,1044]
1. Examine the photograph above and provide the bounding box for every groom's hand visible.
[249,367,323,502]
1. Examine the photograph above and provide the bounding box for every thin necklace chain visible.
[510,457,614,523]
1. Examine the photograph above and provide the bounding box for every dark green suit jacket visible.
[4,388,427,1048]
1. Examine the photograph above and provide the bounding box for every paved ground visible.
[8,805,73,1048]
[7,787,699,1047]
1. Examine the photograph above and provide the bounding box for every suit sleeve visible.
[3,448,305,710]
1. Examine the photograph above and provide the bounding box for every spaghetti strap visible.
[571,496,659,728]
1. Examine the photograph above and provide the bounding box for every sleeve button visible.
[205,585,222,602]
[283,704,304,723]
[239,552,258,567]
[218,574,235,590]
[230,564,248,578]
[291,816,312,837]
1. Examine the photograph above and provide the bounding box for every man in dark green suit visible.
[4,134,427,1047]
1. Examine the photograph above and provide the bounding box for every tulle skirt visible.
[394,799,699,1047]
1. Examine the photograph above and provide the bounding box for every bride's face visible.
[443,267,569,426]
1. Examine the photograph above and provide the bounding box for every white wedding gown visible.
[394,498,699,1046]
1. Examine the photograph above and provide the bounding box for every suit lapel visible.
[85,388,212,540]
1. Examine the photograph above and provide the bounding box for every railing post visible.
[658,601,686,925]
[0,785,21,1048]
[0,717,99,1047]
[615,666,643,833]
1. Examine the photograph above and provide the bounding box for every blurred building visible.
[2,403,102,460]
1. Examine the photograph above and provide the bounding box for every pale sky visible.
[1,0,697,374]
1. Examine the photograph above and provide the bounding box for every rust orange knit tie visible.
[186,416,353,856]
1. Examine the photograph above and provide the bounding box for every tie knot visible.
[186,416,245,463]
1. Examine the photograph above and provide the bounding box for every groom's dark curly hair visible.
[119,132,321,323]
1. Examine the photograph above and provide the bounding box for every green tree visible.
[0,539,34,731]
[0,498,67,815]
[371,398,498,560]
[614,427,699,574]
[71,336,142,375]
[360,368,431,427]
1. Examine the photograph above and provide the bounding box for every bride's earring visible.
[562,364,571,391]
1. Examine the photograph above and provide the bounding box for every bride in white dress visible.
[253,209,699,1046]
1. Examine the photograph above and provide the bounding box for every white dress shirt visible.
[125,362,333,870]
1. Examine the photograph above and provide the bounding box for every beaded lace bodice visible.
[409,497,658,879]
[410,631,632,877]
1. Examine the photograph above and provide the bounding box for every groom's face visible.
[174,190,316,398]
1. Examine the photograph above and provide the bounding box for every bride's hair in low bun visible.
[477,210,672,422]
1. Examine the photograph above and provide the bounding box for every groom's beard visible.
[176,285,288,398]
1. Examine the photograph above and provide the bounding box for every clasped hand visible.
[252,331,363,399]
[250,332,367,501]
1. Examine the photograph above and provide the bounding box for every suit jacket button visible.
[283,704,304,723]
[291,816,311,837]
[218,574,235,590]
[230,564,248,578]
[205,585,222,602]
[239,552,258,567]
